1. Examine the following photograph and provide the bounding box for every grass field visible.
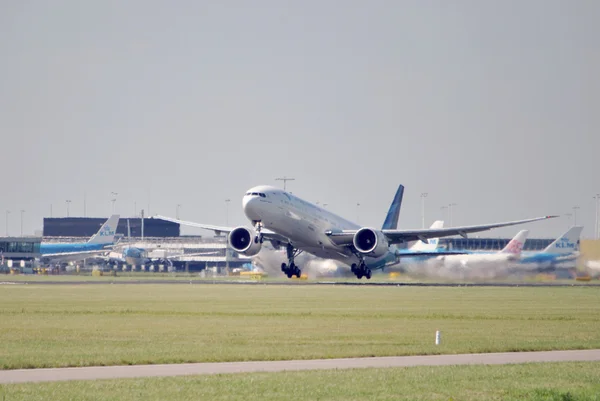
[0,284,599,369]
[2,362,600,400]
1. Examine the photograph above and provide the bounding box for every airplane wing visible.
[154,215,233,234]
[165,251,221,260]
[41,250,112,259]
[153,215,290,245]
[326,216,557,246]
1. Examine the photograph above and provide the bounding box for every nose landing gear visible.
[253,221,264,244]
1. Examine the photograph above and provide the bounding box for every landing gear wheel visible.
[253,221,264,244]
[353,261,370,280]
[282,243,304,279]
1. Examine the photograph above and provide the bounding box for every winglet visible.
[381,185,404,230]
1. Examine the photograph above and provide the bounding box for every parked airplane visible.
[432,229,529,270]
[105,247,218,268]
[518,226,583,270]
[156,184,555,279]
[105,219,217,267]
[39,215,120,264]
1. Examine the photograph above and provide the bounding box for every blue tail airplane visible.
[39,215,120,264]
[518,226,583,269]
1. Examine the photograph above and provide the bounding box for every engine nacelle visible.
[353,227,389,258]
[228,226,262,256]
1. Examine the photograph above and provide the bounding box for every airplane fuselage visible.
[243,186,398,270]
[434,253,517,269]
[40,242,109,255]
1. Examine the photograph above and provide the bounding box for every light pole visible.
[5,210,9,236]
[225,199,231,226]
[224,199,231,275]
[441,206,448,221]
[134,201,137,217]
[111,192,118,214]
[573,206,580,226]
[275,176,295,192]
[65,200,71,217]
[565,213,572,229]
[356,203,360,224]
[594,195,600,239]
[420,193,428,228]
[449,203,457,227]
[176,204,182,220]
[20,210,25,236]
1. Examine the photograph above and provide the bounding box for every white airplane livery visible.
[433,229,530,269]
[157,185,555,279]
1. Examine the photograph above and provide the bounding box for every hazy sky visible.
[1,0,599,238]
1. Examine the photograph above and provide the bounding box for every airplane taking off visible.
[156,185,555,279]
[39,215,120,264]
[432,229,530,269]
[518,226,583,269]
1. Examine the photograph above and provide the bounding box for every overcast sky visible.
[1,0,598,239]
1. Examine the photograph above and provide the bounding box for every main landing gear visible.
[351,259,372,280]
[281,243,303,278]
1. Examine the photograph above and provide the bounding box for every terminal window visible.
[1,242,35,253]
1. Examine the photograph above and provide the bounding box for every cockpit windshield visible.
[245,192,266,198]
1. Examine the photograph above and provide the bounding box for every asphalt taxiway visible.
[2,350,599,384]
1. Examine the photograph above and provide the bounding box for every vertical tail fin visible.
[410,220,444,251]
[542,226,583,254]
[87,215,120,245]
[381,184,404,230]
[499,230,529,255]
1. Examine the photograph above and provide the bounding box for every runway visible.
[2,350,600,384]
[2,279,599,287]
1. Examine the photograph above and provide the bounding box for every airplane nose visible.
[243,196,261,221]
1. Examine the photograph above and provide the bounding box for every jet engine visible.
[353,228,389,258]
[228,227,262,256]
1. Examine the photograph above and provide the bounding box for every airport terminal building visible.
[440,237,554,251]
[43,217,179,237]
[0,236,42,272]
[42,217,248,272]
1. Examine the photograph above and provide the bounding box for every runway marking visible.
[1,350,599,384]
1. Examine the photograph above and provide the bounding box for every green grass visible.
[2,362,600,400]
[0,285,599,369]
